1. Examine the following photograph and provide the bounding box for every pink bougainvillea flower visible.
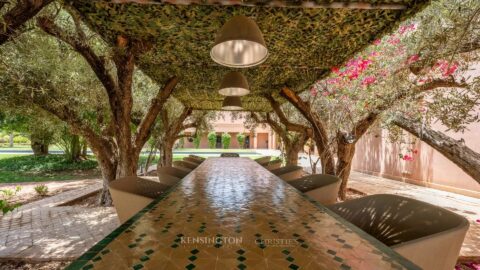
[406,54,420,65]
[359,59,372,71]
[434,60,459,77]
[373,39,381,45]
[331,66,340,74]
[347,72,359,80]
[387,36,401,45]
[361,76,377,87]
[398,23,417,35]
[476,219,480,223]
[310,87,318,97]
[443,64,458,77]
[402,155,414,161]
[322,91,330,97]
[326,77,341,86]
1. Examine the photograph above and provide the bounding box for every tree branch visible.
[36,16,118,97]
[250,112,267,124]
[393,114,480,184]
[280,87,329,143]
[0,0,53,45]
[31,93,115,160]
[134,76,178,149]
[181,122,198,131]
[264,94,313,137]
[347,78,468,144]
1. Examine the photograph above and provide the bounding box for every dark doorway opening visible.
[244,136,250,149]
[216,135,222,148]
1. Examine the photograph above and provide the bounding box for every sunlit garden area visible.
[0,0,479,269]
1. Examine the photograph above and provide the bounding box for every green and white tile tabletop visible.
[66,158,419,270]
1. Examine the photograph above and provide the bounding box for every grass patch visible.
[0,155,97,172]
[0,152,266,184]
[0,154,99,183]
[0,145,63,151]
[0,154,29,160]
[0,171,78,183]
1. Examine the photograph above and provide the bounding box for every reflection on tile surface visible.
[66,158,418,270]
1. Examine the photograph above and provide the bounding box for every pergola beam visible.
[111,0,407,10]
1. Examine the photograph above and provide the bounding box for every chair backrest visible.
[173,160,195,170]
[184,157,202,164]
[270,165,303,176]
[220,153,240,157]
[327,194,469,247]
[264,159,282,167]
[109,176,169,199]
[288,174,340,192]
[156,166,190,179]
[189,155,205,161]
[255,156,271,165]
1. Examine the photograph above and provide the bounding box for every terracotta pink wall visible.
[257,133,269,149]
[352,123,480,198]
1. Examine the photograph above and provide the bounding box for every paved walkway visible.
[0,181,119,261]
[349,171,480,258]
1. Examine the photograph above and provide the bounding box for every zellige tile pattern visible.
[66,158,419,270]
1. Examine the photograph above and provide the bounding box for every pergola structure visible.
[71,0,429,111]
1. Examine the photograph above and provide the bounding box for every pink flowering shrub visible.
[399,148,418,161]
[310,20,460,103]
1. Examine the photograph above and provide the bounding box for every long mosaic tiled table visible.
[66,158,419,270]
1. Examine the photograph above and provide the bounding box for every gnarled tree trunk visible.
[116,151,140,178]
[158,140,175,168]
[97,160,117,206]
[283,135,307,166]
[8,133,13,147]
[81,139,88,157]
[280,87,335,175]
[68,135,82,162]
[0,0,53,46]
[31,140,48,156]
[336,135,356,200]
[285,145,300,165]
[393,114,480,184]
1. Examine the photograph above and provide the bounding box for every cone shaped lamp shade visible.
[211,15,268,68]
[218,71,250,96]
[222,96,243,110]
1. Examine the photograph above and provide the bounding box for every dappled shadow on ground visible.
[0,180,119,262]
[0,178,101,206]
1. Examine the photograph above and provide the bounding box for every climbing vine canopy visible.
[71,0,429,111]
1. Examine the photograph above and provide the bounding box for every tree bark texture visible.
[280,87,335,174]
[0,0,53,45]
[158,140,175,168]
[36,15,176,205]
[156,107,193,169]
[31,140,48,156]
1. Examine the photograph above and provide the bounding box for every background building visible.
[183,112,279,149]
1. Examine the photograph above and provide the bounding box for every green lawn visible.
[0,151,265,184]
[0,145,63,151]
[0,155,98,183]
[0,154,29,160]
